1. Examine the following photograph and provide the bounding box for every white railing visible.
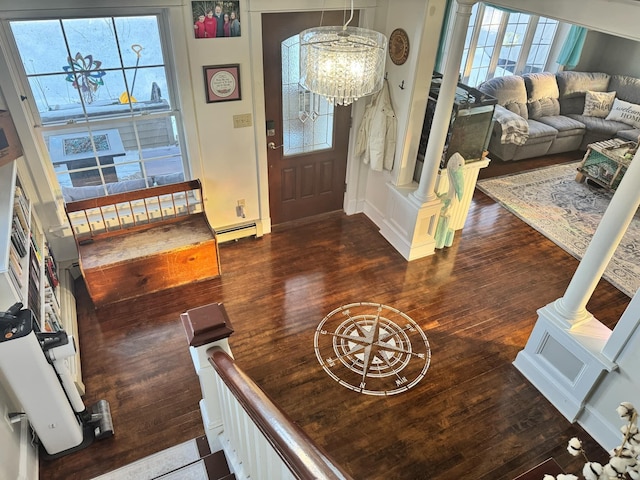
[183,303,352,480]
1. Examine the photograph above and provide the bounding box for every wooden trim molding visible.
[207,347,353,480]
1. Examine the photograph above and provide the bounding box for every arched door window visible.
[281,34,334,156]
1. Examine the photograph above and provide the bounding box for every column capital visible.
[455,0,478,7]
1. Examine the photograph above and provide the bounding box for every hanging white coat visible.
[355,80,397,172]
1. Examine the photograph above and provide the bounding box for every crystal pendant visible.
[299,26,387,106]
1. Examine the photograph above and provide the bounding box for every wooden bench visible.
[65,179,220,307]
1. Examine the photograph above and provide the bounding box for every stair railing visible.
[181,303,353,480]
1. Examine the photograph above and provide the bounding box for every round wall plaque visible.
[389,28,410,65]
[210,70,236,98]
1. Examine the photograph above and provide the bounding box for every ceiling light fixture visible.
[299,0,387,106]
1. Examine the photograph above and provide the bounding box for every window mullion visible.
[515,16,539,74]
[461,3,484,84]
[486,14,509,81]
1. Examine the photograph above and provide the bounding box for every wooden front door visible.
[262,11,354,225]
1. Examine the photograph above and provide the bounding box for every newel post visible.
[181,302,234,452]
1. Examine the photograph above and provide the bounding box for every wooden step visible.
[196,435,234,480]
[202,451,233,480]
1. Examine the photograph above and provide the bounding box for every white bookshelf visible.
[0,160,82,392]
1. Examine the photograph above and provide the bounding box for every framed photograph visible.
[192,1,241,39]
[204,64,241,103]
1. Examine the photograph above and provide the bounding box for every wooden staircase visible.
[195,435,235,480]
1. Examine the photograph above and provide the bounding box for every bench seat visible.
[66,179,220,308]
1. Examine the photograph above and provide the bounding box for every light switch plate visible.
[233,113,253,128]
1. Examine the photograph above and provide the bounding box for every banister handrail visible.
[207,347,354,480]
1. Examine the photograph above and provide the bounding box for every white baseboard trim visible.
[577,403,622,451]
[362,200,385,229]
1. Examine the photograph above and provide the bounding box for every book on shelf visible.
[27,286,41,327]
[30,232,43,263]
[8,243,23,278]
[44,242,59,288]
[44,303,62,332]
[44,283,60,311]
[7,262,23,295]
[10,233,26,258]
[11,215,27,257]
[12,212,27,239]
[13,186,29,231]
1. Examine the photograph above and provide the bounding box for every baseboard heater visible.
[216,222,262,243]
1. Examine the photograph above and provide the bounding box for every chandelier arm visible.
[343,0,354,30]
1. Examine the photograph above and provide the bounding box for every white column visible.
[411,0,476,205]
[514,149,640,422]
[555,149,640,324]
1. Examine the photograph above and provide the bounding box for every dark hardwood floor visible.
[40,152,624,480]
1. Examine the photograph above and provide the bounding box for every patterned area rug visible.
[476,161,640,297]
[90,439,205,480]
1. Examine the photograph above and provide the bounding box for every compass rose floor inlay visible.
[314,302,431,395]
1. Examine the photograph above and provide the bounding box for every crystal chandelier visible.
[299,1,387,106]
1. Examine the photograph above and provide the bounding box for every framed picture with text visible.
[204,64,241,103]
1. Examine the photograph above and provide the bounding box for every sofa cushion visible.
[478,75,528,119]
[560,96,587,116]
[105,178,147,194]
[617,128,640,142]
[556,71,610,99]
[528,97,561,119]
[524,73,560,99]
[153,172,185,185]
[583,91,616,118]
[609,75,640,104]
[62,184,106,202]
[525,119,558,145]
[537,115,585,138]
[567,114,631,136]
[524,73,560,119]
[62,178,148,202]
[605,98,640,128]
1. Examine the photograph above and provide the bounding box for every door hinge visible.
[344,183,347,192]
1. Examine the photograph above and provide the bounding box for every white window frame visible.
[459,3,566,87]
[1,8,190,198]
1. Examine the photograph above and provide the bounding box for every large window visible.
[8,15,186,200]
[460,3,560,87]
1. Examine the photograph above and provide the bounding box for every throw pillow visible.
[606,98,640,128]
[583,90,616,118]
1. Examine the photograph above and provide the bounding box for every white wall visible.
[361,0,447,228]
[178,1,260,232]
[577,32,640,78]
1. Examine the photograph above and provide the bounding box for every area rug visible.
[476,161,640,298]
[90,439,204,480]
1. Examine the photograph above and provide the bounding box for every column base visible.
[379,182,441,260]
[513,302,616,422]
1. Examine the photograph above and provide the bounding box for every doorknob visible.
[268,142,283,150]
